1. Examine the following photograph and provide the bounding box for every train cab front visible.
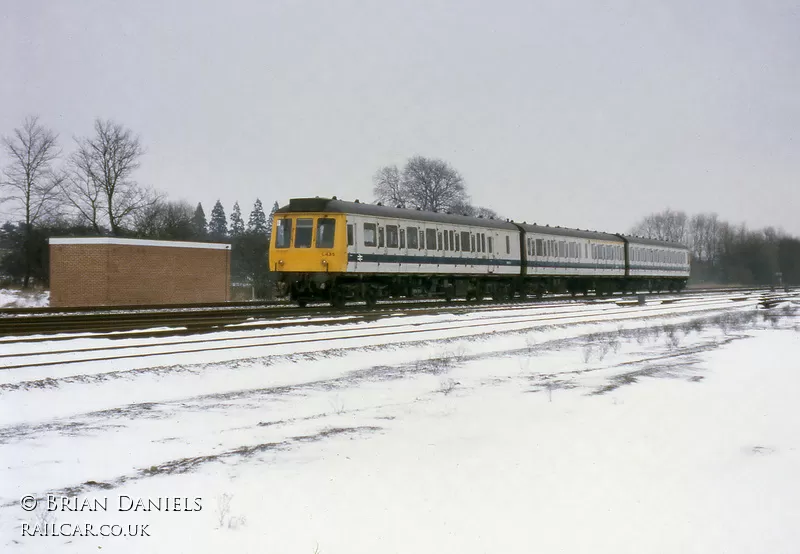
[269,213,348,306]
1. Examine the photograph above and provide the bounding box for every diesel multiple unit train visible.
[269,197,690,307]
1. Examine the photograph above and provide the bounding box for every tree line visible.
[631,209,800,287]
[0,116,279,296]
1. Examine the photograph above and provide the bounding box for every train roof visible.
[276,198,519,230]
[620,235,689,249]
[516,223,622,242]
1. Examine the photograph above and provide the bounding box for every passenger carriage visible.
[518,224,627,296]
[622,236,690,292]
[270,197,521,306]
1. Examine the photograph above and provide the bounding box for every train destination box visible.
[49,237,231,307]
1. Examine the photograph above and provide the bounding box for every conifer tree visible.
[248,198,267,234]
[229,201,245,237]
[208,200,228,240]
[191,203,207,238]
[266,201,279,241]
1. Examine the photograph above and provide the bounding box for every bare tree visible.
[373,156,468,212]
[630,208,688,244]
[1,116,63,286]
[372,165,405,208]
[133,199,194,240]
[64,119,156,235]
[401,156,467,212]
[62,145,104,232]
[1,116,62,227]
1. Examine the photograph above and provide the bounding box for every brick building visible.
[49,237,231,307]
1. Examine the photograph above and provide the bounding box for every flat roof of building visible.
[48,237,231,250]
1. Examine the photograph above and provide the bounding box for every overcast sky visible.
[2,0,799,236]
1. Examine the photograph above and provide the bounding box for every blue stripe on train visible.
[347,253,637,272]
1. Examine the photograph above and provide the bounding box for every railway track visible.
[2,289,795,376]
[0,286,787,338]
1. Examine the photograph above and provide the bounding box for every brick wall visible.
[49,239,231,307]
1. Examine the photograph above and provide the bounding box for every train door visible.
[347,220,357,271]
[488,231,497,273]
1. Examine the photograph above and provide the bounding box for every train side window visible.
[378,227,385,248]
[461,232,470,251]
[425,229,436,250]
[584,244,588,258]
[386,225,398,248]
[480,234,485,253]
[437,232,443,250]
[276,219,292,248]
[295,218,313,248]
[454,233,460,251]
[527,238,532,256]
[506,235,510,254]
[399,228,406,249]
[346,224,354,246]
[419,230,425,250]
[471,234,476,252]
[536,239,543,256]
[444,230,449,250]
[449,231,455,250]
[488,236,493,253]
[407,226,418,249]
[316,218,336,248]
[363,223,377,247]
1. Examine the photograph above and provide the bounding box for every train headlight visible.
[322,259,328,266]
[278,260,284,265]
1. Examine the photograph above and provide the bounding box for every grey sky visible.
[2,0,798,236]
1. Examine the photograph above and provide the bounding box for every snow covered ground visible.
[1,295,798,553]
[0,289,49,308]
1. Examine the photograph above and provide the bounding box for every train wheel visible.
[298,299,308,308]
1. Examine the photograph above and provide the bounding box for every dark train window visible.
[386,225,398,248]
[461,232,470,251]
[407,226,418,249]
[444,230,449,250]
[454,233,460,251]
[378,227,385,248]
[276,219,292,248]
[363,223,377,247]
[470,234,476,252]
[295,218,313,248]
[449,230,455,250]
[505,235,510,254]
[399,228,406,249]
[419,230,425,250]
[316,218,336,248]
[437,231,443,250]
[527,238,532,256]
[536,239,543,256]
[426,229,436,250]
[480,234,485,253]
[346,224,354,246]
[584,244,588,258]
[488,237,493,253]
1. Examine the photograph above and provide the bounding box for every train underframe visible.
[279,272,688,308]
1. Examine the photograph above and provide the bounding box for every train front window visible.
[316,218,336,249]
[275,219,292,248]
[290,218,311,248]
